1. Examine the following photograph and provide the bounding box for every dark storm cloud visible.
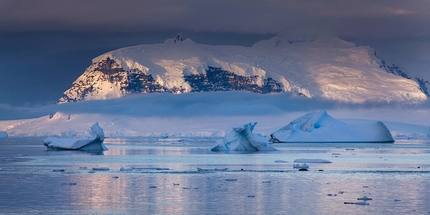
[1,0,429,37]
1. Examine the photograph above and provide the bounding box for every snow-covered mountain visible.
[58,35,427,104]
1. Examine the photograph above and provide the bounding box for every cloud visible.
[25,91,430,118]
[0,0,429,38]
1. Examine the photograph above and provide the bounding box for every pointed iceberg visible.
[270,111,394,143]
[43,122,108,151]
[211,122,277,151]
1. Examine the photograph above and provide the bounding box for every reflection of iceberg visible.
[270,111,394,143]
[211,122,277,151]
[43,122,108,151]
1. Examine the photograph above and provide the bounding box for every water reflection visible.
[46,149,105,156]
[1,138,430,214]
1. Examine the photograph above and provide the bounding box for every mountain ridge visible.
[58,35,427,104]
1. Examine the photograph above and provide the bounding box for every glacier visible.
[43,122,108,151]
[211,122,277,151]
[270,111,395,143]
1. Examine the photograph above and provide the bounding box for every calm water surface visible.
[0,137,430,214]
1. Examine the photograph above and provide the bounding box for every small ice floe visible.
[357,196,372,201]
[293,163,309,169]
[92,167,110,171]
[197,167,228,172]
[120,167,133,171]
[225,179,238,182]
[274,160,289,163]
[294,158,332,163]
[61,182,77,186]
[344,201,369,205]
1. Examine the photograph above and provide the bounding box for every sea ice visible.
[43,122,108,151]
[270,111,394,143]
[210,122,277,151]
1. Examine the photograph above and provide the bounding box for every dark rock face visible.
[380,60,429,97]
[58,58,287,103]
[184,66,284,94]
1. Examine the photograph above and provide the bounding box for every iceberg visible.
[211,122,277,151]
[270,111,394,143]
[43,122,108,151]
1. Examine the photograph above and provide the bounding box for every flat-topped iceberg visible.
[211,122,277,151]
[43,122,108,151]
[270,111,394,143]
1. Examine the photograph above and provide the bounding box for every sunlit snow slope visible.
[58,35,426,104]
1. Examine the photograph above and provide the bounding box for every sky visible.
[0,0,429,119]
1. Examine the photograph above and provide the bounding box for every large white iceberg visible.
[211,122,277,151]
[270,111,394,143]
[43,122,108,151]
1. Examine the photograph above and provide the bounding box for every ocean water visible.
[0,137,430,215]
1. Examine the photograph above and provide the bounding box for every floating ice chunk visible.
[211,122,277,151]
[293,163,309,169]
[120,167,133,171]
[270,111,394,143]
[357,196,373,201]
[61,183,77,186]
[92,167,110,171]
[294,158,332,163]
[344,201,369,205]
[43,122,108,151]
